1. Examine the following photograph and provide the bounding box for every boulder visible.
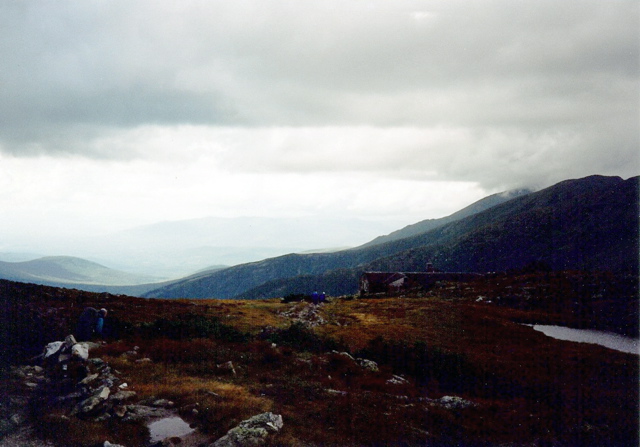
[72,387,111,417]
[79,373,100,386]
[356,358,379,372]
[43,341,64,360]
[386,375,409,385]
[436,396,477,410]
[64,335,78,349]
[71,343,89,361]
[211,412,283,447]
[121,405,166,422]
[151,399,174,408]
[111,390,137,403]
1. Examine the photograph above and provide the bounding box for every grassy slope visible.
[1,277,637,446]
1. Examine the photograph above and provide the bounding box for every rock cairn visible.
[3,335,172,430]
[3,336,285,447]
[34,335,138,422]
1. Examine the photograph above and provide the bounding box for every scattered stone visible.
[72,387,111,417]
[326,389,348,396]
[111,390,137,403]
[356,358,379,372]
[9,414,25,426]
[55,392,83,405]
[279,303,326,327]
[332,351,355,361]
[104,441,126,447]
[205,391,223,400]
[386,375,409,385]
[135,358,152,363]
[436,395,477,410]
[217,361,237,376]
[152,399,174,408]
[43,341,64,360]
[211,412,283,447]
[98,387,111,399]
[121,405,165,422]
[64,335,78,349]
[112,405,128,418]
[79,373,100,386]
[89,358,106,367]
[71,343,89,361]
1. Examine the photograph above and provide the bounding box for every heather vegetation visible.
[0,273,637,446]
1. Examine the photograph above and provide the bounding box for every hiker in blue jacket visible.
[75,307,108,341]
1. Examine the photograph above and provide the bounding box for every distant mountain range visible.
[0,256,165,294]
[143,175,638,300]
[65,215,406,278]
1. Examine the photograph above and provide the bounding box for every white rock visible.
[98,387,111,399]
[71,343,89,361]
[386,375,409,385]
[212,412,283,447]
[43,341,64,359]
[357,358,379,372]
[437,395,477,410]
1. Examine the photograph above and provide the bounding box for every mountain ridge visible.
[0,256,161,288]
[361,188,532,248]
[144,175,639,300]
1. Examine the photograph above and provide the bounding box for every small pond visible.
[527,324,639,355]
[148,416,195,443]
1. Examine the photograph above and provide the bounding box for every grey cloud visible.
[0,0,636,189]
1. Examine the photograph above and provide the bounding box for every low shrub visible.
[265,322,343,353]
[281,293,308,303]
[356,337,505,396]
[137,314,248,343]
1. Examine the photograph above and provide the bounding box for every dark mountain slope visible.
[367,175,638,273]
[143,187,532,299]
[362,188,531,248]
[236,175,638,300]
[144,175,638,299]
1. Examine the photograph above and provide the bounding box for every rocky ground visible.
[0,336,283,447]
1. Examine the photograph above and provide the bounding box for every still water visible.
[529,324,639,355]
[148,416,195,443]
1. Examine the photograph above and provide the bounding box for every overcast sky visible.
[0,0,638,252]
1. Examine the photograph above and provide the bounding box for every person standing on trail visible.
[75,307,108,341]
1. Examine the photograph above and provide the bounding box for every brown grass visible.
[3,274,637,446]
